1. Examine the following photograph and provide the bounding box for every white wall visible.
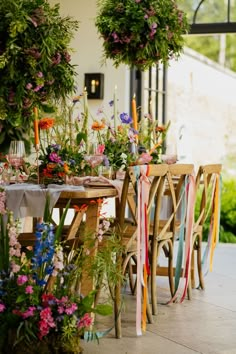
[57,1,236,171]
[167,47,236,169]
[59,0,130,117]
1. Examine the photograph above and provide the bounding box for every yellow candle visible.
[33,107,39,147]
[132,94,138,145]
[132,94,138,132]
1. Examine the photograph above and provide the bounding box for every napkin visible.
[64,176,123,200]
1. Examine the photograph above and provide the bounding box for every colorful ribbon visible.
[168,174,195,303]
[202,173,221,274]
[134,165,150,336]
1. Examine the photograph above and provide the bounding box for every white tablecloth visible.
[5,183,85,218]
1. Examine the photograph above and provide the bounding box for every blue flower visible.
[120,112,132,124]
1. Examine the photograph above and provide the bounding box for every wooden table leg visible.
[80,202,101,296]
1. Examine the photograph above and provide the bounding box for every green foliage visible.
[0,0,79,152]
[220,178,236,242]
[195,177,236,243]
[95,0,189,70]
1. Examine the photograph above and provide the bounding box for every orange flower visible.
[91,121,105,131]
[73,204,88,212]
[46,163,57,171]
[58,171,65,177]
[156,126,165,132]
[39,117,55,130]
[42,168,53,178]
[63,163,70,174]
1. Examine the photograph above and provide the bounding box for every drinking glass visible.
[84,143,104,174]
[8,140,25,182]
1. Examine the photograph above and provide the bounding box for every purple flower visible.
[49,152,61,163]
[103,155,110,167]
[120,112,132,124]
[109,100,114,107]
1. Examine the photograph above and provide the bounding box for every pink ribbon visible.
[136,165,150,335]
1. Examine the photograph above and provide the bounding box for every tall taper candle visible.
[83,87,89,152]
[114,85,117,131]
[33,107,39,149]
[132,94,138,143]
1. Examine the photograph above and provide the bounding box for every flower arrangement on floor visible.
[0,0,79,152]
[95,0,189,70]
[0,189,113,353]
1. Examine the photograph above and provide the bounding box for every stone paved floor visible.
[82,244,236,354]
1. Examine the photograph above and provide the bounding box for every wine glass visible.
[84,143,104,175]
[8,140,25,182]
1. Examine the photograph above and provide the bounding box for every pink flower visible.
[38,307,56,339]
[0,303,6,313]
[0,190,6,214]
[10,262,20,273]
[26,83,33,89]
[25,285,34,294]
[65,303,78,315]
[77,313,93,329]
[33,84,44,92]
[97,144,105,154]
[17,275,28,285]
[137,153,153,165]
[22,306,36,319]
[57,306,65,314]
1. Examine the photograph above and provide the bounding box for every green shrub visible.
[194,177,236,243]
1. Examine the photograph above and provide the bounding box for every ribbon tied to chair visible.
[134,165,150,336]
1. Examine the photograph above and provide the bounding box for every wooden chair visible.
[190,164,222,290]
[149,163,195,315]
[108,164,168,338]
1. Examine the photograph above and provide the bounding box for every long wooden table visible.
[7,184,118,295]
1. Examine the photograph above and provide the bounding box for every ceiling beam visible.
[190,22,236,34]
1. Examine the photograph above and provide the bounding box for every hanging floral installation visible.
[0,0,79,152]
[95,0,189,71]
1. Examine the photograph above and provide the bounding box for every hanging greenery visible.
[0,0,79,152]
[95,0,189,71]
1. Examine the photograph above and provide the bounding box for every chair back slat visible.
[194,164,222,230]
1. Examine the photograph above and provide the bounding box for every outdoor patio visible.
[82,243,236,354]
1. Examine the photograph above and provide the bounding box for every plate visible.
[85,181,114,188]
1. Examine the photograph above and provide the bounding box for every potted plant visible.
[95,0,189,70]
[0,0,79,153]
